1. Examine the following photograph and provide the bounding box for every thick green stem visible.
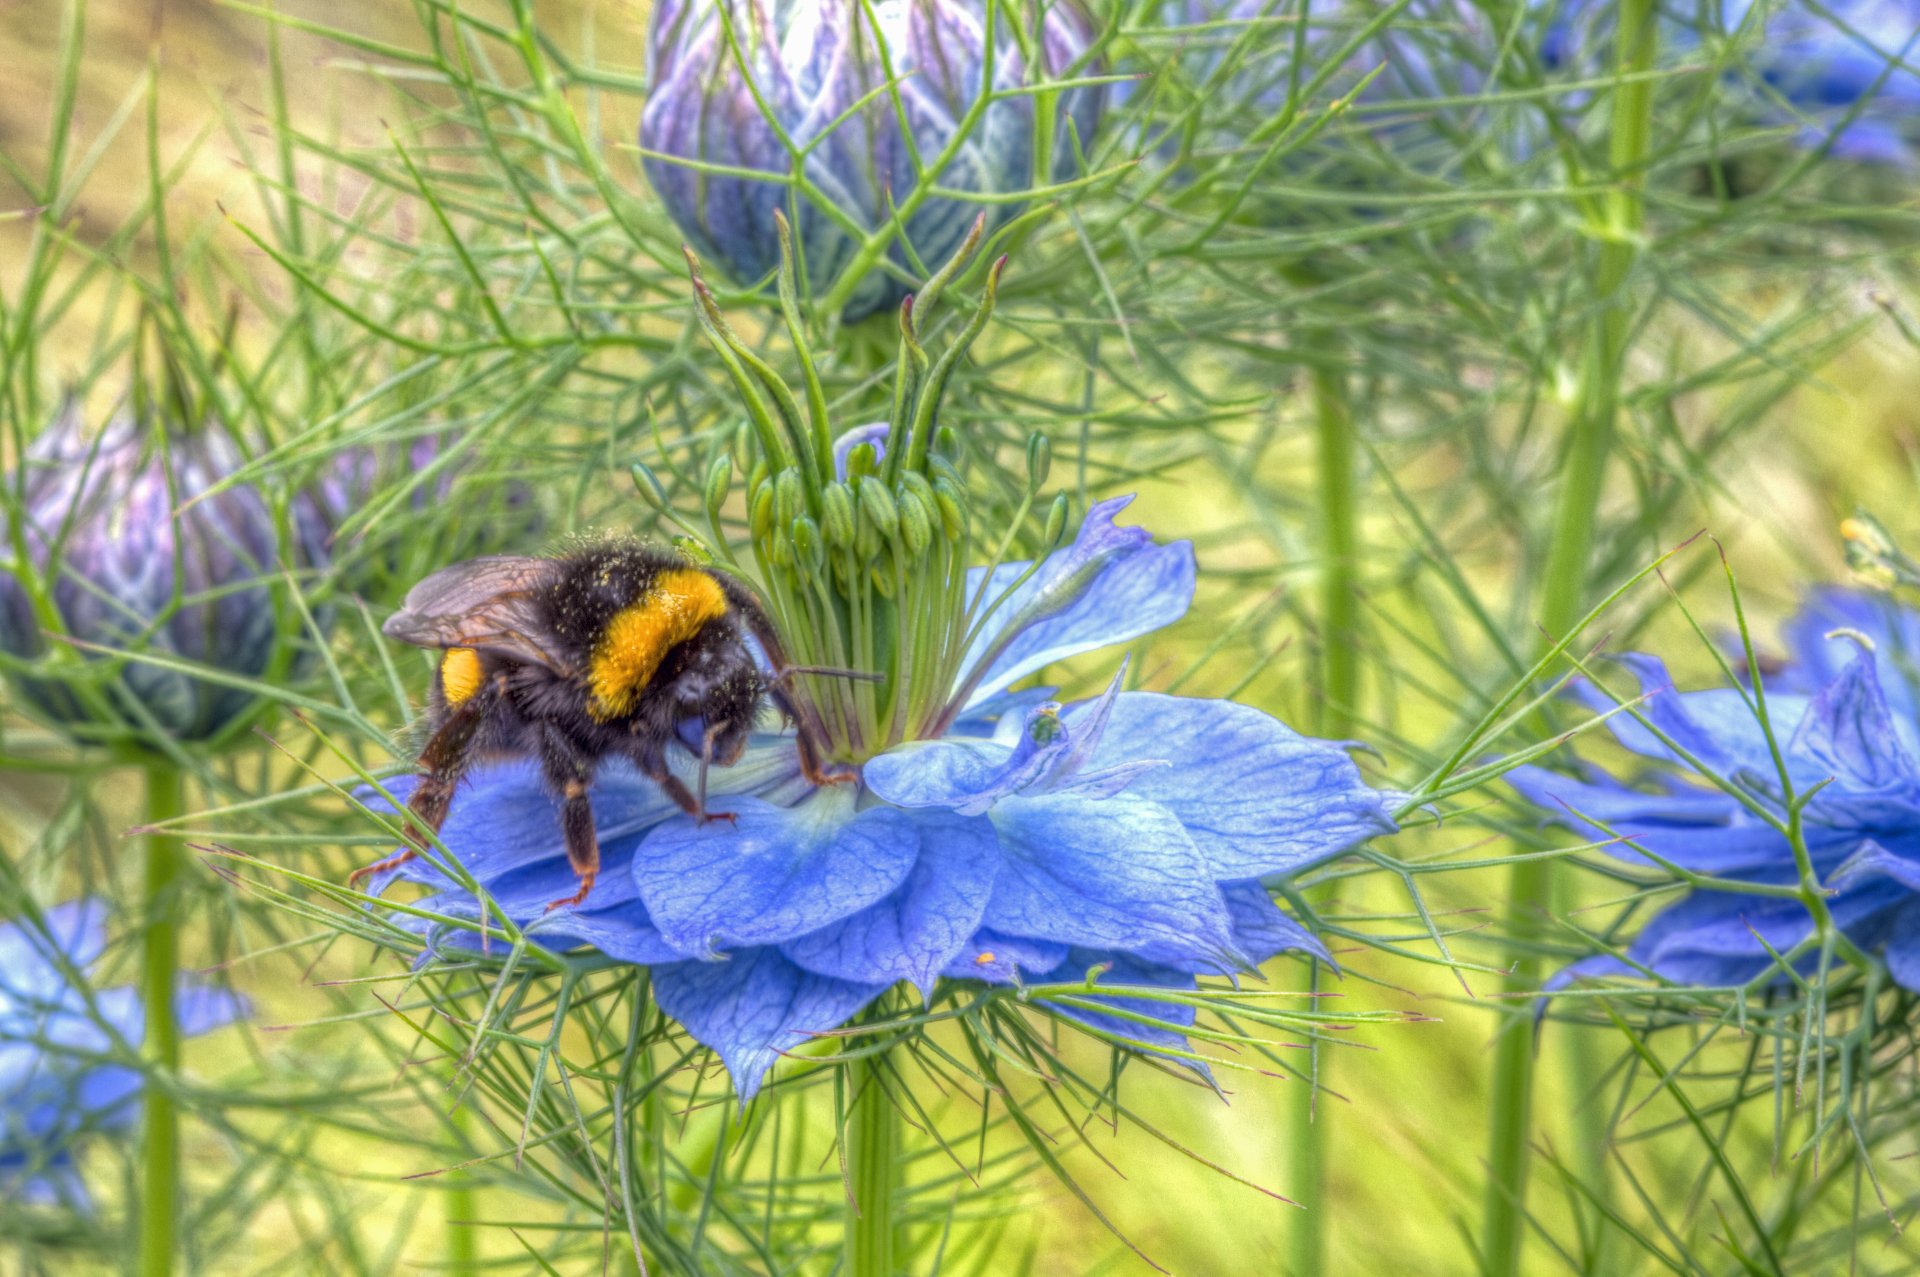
[1294,357,1356,1277]
[139,763,186,1277]
[846,1057,899,1277]
[446,1104,480,1274]
[1484,4,1657,1274]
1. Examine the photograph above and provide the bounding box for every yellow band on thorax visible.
[588,568,728,720]
[440,647,484,706]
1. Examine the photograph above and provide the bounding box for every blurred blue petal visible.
[634,789,919,956]
[651,948,885,1100]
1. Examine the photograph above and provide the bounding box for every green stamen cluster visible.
[672,216,1067,764]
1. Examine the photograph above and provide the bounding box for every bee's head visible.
[671,647,765,768]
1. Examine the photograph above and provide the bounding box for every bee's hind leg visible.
[349,672,502,891]
[542,735,601,913]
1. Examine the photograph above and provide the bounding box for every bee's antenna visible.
[775,664,885,685]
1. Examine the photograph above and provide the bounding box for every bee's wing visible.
[381,556,566,670]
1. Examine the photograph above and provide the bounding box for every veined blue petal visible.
[1087,693,1398,879]
[1574,654,1808,777]
[651,948,886,1101]
[939,930,1069,984]
[1223,882,1330,966]
[1789,653,1920,791]
[982,793,1240,970]
[957,496,1195,709]
[522,903,687,966]
[781,810,1000,997]
[634,788,919,956]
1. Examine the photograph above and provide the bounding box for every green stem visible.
[446,1103,479,1274]
[846,1056,899,1277]
[1485,5,1657,1275]
[1295,357,1356,1277]
[140,762,186,1277]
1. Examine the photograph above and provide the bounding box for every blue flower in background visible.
[0,900,247,1204]
[1541,0,1919,165]
[368,497,1401,1097]
[638,0,1106,322]
[1511,588,1920,991]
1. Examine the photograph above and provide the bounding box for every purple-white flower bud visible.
[640,0,1106,321]
[0,402,318,745]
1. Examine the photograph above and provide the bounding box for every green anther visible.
[704,453,733,519]
[899,470,935,509]
[934,426,960,459]
[932,476,969,540]
[774,467,805,530]
[929,455,964,490]
[870,563,896,599]
[1025,433,1052,493]
[898,490,934,558]
[1042,492,1070,547]
[747,458,771,503]
[791,516,824,572]
[631,462,671,515]
[858,476,901,542]
[821,482,856,550]
[846,441,881,479]
[750,484,776,541]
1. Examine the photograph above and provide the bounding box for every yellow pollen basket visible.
[440,647,484,706]
[588,568,729,720]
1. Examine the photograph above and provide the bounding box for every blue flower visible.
[637,0,1106,321]
[0,900,247,1205]
[367,497,1400,1097]
[1542,0,1919,165]
[1510,588,1920,992]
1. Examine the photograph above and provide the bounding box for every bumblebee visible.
[355,541,843,910]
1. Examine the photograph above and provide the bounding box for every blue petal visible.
[174,984,249,1038]
[1222,883,1330,966]
[651,948,886,1101]
[781,810,1000,997]
[957,496,1195,709]
[1033,950,1202,1063]
[982,793,1240,970]
[1087,693,1399,879]
[1575,654,1809,777]
[0,899,108,1002]
[831,421,892,479]
[1505,765,1794,874]
[521,903,687,966]
[1883,898,1920,992]
[634,789,919,956]
[1790,652,1920,791]
[939,930,1069,984]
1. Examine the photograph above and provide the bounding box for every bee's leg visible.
[542,737,600,913]
[647,757,737,828]
[349,673,502,889]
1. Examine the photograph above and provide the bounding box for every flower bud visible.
[857,475,901,542]
[821,481,857,550]
[845,442,881,479]
[639,0,1106,321]
[0,403,323,745]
